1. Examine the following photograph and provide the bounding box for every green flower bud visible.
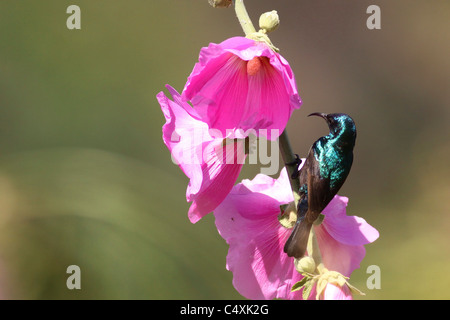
[259,10,280,33]
[294,256,316,274]
[208,0,232,8]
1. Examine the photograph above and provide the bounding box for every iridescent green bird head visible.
[309,112,356,149]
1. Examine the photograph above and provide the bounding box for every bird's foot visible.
[285,154,302,179]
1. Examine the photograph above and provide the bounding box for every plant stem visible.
[278,130,301,207]
[234,0,257,36]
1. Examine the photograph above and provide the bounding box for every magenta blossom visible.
[214,167,379,300]
[157,85,247,223]
[182,37,302,140]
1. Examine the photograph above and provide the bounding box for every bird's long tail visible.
[283,219,312,259]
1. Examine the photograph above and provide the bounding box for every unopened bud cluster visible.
[208,0,232,8]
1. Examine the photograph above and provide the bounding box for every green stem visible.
[234,0,257,36]
[278,130,301,207]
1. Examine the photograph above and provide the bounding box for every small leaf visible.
[291,276,309,292]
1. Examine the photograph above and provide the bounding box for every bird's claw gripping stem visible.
[285,154,302,179]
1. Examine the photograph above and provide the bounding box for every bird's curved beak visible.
[308,112,328,120]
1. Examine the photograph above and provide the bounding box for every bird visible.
[283,112,357,259]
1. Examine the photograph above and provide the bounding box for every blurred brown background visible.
[0,0,448,299]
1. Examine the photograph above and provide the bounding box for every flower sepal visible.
[247,31,279,52]
[277,202,297,229]
[278,205,325,229]
[315,267,366,299]
[291,264,365,300]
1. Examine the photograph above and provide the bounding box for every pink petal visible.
[315,223,366,277]
[188,140,246,223]
[182,37,301,140]
[238,167,294,204]
[157,86,246,223]
[322,284,353,300]
[158,85,208,179]
[322,196,380,246]
[214,171,302,300]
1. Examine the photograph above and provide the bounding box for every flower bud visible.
[259,10,280,33]
[294,256,316,274]
[208,0,232,8]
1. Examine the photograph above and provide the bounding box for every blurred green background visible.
[0,0,449,299]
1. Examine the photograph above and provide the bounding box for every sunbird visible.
[284,113,357,259]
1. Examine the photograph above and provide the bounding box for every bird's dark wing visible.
[297,146,316,188]
[299,148,334,224]
[304,171,332,224]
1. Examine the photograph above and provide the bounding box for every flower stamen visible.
[247,57,263,76]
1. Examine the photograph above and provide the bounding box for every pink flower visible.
[157,85,246,223]
[214,167,379,300]
[182,37,302,140]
